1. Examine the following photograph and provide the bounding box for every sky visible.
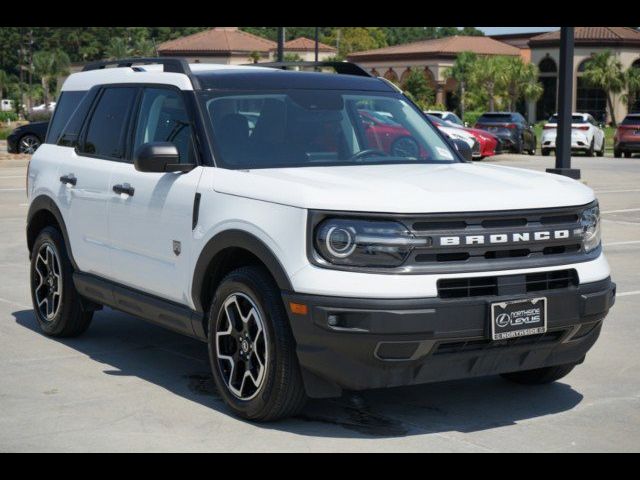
[477,27,557,35]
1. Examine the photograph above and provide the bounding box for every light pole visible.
[314,27,319,62]
[277,27,285,62]
[546,27,580,179]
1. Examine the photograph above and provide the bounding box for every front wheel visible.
[587,139,595,157]
[541,148,551,156]
[18,134,41,154]
[501,363,576,385]
[597,138,605,157]
[208,266,307,421]
[30,226,92,337]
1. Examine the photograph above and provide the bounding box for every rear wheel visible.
[30,226,92,337]
[501,363,576,385]
[390,136,419,158]
[515,136,524,154]
[541,148,551,156]
[587,139,595,157]
[528,136,537,155]
[624,151,632,158]
[208,266,307,421]
[614,149,621,158]
[597,138,605,157]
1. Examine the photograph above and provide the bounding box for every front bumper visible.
[542,135,591,151]
[6,133,19,153]
[284,277,615,398]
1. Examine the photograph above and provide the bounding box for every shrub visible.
[462,110,485,127]
[0,111,18,123]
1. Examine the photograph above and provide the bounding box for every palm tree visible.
[0,69,9,99]
[582,51,625,126]
[470,55,504,111]
[623,66,640,113]
[32,50,71,108]
[500,57,543,111]
[445,52,477,120]
[105,38,132,60]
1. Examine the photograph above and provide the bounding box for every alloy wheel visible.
[33,243,63,321]
[19,135,40,154]
[215,293,268,400]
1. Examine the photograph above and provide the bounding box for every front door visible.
[106,86,202,305]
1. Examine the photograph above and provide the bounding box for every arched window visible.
[577,57,607,121]
[632,58,640,69]
[384,68,399,83]
[577,57,593,72]
[538,56,557,73]
[423,67,436,87]
[400,68,412,83]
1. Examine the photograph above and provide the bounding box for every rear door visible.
[55,87,138,278]
[106,86,203,304]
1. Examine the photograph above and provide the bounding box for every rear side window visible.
[622,116,640,125]
[57,88,99,148]
[478,114,512,123]
[79,87,138,159]
[549,115,587,124]
[46,91,86,144]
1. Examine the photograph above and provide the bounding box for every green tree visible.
[470,55,505,111]
[445,52,478,120]
[500,56,543,111]
[582,51,625,126]
[401,68,435,109]
[623,66,640,111]
[0,70,9,98]
[324,27,387,58]
[32,50,70,107]
[133,38,156,57]
[105,37,133,60]
[248,51,262,64]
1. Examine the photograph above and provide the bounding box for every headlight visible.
[580,204,600,253]
[314,218,429,268]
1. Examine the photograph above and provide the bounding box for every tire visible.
[624,151,632,158]
[501,363,576,385]
[528,136,536,155]
[587,139,595,157]
[30,226,92,337]
[18,134,41,154]
[597,138,605,157]
[541,148,550,156]
[614,149,621,158]
[390,136,419,158]
[514,136,524,154]
[208,265,307,421]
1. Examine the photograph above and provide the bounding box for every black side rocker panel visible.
[73,272,206,341]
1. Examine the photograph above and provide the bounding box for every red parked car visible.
[464,127,501,159]
[614,114,640,158]
[358,110,424,157]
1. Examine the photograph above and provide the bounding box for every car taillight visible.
[543,125,556,129]
[474,123,484,129]
[503,123,517,129]
[575,126,590,131]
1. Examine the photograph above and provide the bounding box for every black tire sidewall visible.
[30,227,77,335]
[207,268,289,419]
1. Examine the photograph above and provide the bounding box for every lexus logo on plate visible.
[496,313,511,328]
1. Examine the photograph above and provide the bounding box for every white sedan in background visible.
[426,114,480,158]
[541,112,606,157]
[425,110,464,126]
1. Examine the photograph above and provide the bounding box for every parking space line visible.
[0,188,26,192]
[617,291,640,297]
[601,208,640,214]
[595,189,640,194]
[604,240,640,247]
[0,176,26,179]
[0,297,31,309]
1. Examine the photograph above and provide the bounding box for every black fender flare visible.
[191,229,293,313]
[26,195,78,271]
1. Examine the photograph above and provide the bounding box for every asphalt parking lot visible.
[1,144,639,452]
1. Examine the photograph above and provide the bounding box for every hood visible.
[212,162,595,214]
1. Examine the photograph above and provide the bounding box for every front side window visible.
[133,88,195,164]
[80,87,137,159]
[201,90,457,169]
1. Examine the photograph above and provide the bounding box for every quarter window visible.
[46,91,87,144]
[133,88,195,164]
[80,87,137,159]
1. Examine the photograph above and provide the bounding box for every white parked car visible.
[26,59,615,421]
[426,114,480,158]
[425,110,464,126]
[541,113,606,157]
[31,102,56,113]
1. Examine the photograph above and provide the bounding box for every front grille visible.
[399,204,593,273]
[437,269,578,299]
[434,329,566,355]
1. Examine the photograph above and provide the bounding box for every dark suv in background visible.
[614,114,640,158]
[475,112,536,155]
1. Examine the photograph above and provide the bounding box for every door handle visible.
[113,183,135,196]
[59,174,77,186]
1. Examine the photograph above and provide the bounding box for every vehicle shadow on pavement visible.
[13,308,584,439]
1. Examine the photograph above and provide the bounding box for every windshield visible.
[200,90,458,169]
[622,116,640,125]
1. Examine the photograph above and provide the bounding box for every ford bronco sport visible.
[26,58,615,421]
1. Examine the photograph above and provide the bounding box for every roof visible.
[157,27,277,55]
[489,31,546,49]
[347,35,521,62]
[284,37,336,52]
[529,27,640,47]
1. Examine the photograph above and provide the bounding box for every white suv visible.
[541,112,606,157]
[26,59,615,421]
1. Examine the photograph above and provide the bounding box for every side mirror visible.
[451,138,473,162]
[134,142,195,173]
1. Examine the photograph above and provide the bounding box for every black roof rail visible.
[81,57,200,88]
[247,61,371,77]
